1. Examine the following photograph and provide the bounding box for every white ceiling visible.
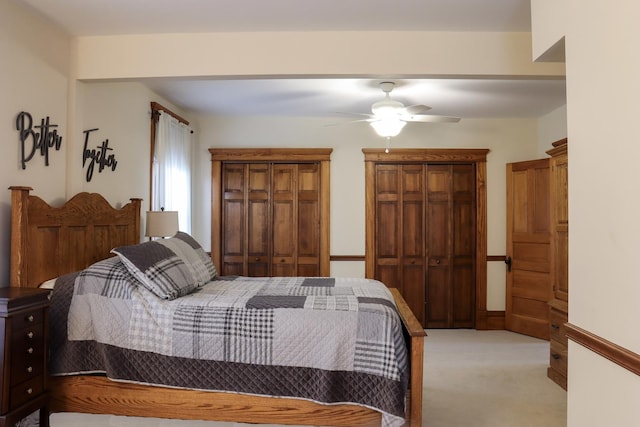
[18,0,566,119]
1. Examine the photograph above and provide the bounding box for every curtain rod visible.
[150,101,189,126]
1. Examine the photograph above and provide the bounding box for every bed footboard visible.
[390,288,426,426]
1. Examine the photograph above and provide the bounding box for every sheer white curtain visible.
[152,112,192,233]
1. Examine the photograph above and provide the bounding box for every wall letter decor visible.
[82,128,118,182]
[15,111,63,169]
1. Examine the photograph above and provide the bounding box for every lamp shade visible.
[370,119,406,138]
[145,210,179,238]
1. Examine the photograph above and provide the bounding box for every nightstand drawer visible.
[10,376,44,410]
[11,347,44,386]
[11,323,44,349]
[11,308,44,331]
[11,323,45,386]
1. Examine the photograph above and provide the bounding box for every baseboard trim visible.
[565,323,640,376]
[476,310,505,330]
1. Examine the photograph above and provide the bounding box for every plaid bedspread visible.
[50,257,409,427]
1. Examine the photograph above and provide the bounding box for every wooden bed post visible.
[9,186,33,288]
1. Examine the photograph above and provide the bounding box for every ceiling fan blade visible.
[404,104,432,115]
[335,111,375,118]
[324,118,374,127]
[405,115,461,123]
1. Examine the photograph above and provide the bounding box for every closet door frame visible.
[363,148,490,329]
[210,148,332,277]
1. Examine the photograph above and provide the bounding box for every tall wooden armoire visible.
[364,149,489,329]
[210,149,332,277]
[547,138,569,389]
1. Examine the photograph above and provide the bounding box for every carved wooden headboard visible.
[9,186,141,288]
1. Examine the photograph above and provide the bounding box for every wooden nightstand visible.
[0,288,50,427]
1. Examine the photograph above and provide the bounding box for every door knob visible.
[505,256,512,272]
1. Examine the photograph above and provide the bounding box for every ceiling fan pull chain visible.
[385,137,391,153]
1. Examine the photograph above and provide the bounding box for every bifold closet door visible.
[221,163,271,276]
[271,163,321,277]
[425,164,476,329]
[373,164,426,326]
[221,162,322,277]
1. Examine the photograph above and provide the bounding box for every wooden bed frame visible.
[8,186,426,426]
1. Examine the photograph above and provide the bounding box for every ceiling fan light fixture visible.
[370,118,406,138]
[371,99,404,118]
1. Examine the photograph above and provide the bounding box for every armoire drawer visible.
[549,307,568,345]
[549,339,568,376]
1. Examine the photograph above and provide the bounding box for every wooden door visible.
[211,149,332,277]
[373,164,427,325]
[221,163,271,276]
[272,164,296,276]
[296,163,321,276]
[506,158,551,339]
[372,162,475,328]
[425,164,476,328]
[222,162,323,278]
[221,163,247,275]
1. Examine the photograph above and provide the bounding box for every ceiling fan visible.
[341,81,461,152]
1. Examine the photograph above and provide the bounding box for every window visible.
[150,103,192,233]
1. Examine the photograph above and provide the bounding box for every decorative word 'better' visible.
[16,111,63,169]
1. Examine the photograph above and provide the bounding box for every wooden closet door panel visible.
[401,165,426,325]
[222,164,246,275]
[452,165,476,327]
[374,165,401,288]
[427,164,478,329]
[297,200,320,276]
[400,201,425,322]
[272,164,296,276]
[247,164,271,276]
[376,202,399,258]
[426,197,450,328]
[426,166,451,264]
[452,265,475,327]
[401,165,425,258]
[297,164,320,276]
[223,200,245,275]
[426,267,449,328]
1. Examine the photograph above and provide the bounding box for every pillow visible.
[111,232,216,300]
[39,277,58,289]
[163,231,217,282]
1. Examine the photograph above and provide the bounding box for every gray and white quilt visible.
[49,256,409,427]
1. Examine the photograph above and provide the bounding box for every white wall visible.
[532,0,640,425]
[564,1,640,425]
[196,114,541,310]
[537,104,568,155]
[77,81,193,241]
[0,0,70,284]
[73,32,564,81]
[531,0,567,61]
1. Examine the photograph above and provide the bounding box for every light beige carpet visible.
[40,329,566,427]
[423,329,566,427]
